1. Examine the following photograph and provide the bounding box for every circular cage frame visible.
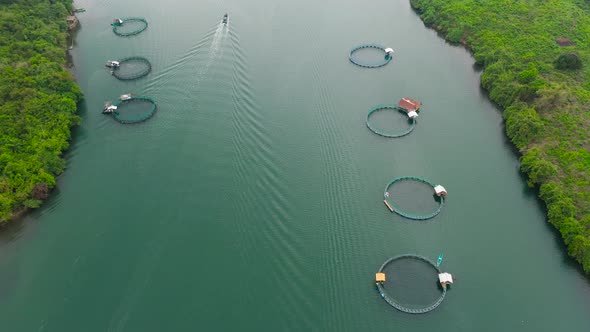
[366,105,416,138]
[383,176,444,220]
[112,17,148,37]
[376,254,447,314]
[111,56,152,80]
[110,95,157,124]
[349,44,393,68]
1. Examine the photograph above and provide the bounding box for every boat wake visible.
[191,23,228,88]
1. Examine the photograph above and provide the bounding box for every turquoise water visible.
[0,0,589,330]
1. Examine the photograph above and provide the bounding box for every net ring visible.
[376,254,447,314]
[110,57,152,80]
[366,105,416,138]
[349,44,393,68]
[109,95,157,124]
[112,17,148,37]
[383,176,445,220]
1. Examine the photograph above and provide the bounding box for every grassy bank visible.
[410,0,590,272]
[0,0,82,222]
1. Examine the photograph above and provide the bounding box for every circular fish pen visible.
[366,105,416,138]
[349,44,393,68]
[112,18,148,37]
[107,95,157,124]
[383,176,445,220]
[376,254,446,314]
[110,57,152,80]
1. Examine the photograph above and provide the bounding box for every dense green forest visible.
[0,0,82,221]
[411,0,590,272]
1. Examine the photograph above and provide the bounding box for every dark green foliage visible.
[411,0,590,273]
[0,0,81,221]
[504,104,544,149]
[446,28,463,43]
[518,67,539,84]
[520,148,558,186]
[555,52,583,70]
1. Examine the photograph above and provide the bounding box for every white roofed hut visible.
[106,60,120,68]
[438,272,454,289]
[407,110,419,120]
[103,105,117,114]
[434,185,447,197]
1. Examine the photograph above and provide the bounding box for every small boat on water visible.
[437,253,444,267]
[222,13,228,25]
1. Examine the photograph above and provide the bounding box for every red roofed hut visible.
[398,98,421,112]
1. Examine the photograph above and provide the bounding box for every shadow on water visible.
[67,99,89,157]
[510,154,590,284]
[0,202,53,302]
[66,22,82,69]
[0,217,27,244]
[0,177,64,242]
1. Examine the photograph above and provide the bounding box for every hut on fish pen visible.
[438,272,453,289]
[398,98,421,112]
[434,185,447,197]
[376,272,386,283]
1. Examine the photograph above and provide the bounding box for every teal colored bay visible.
[0,0,589,330]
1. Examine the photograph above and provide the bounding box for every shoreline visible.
[0,0,83,225]
[410,0,590,274]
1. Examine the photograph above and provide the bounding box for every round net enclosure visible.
[111,57,152,80]
[366,106,416,138]
[376,254,446,314]
[112,18,148,37]
[349,44,393,68]
[384,176,444,220]
[111,96,157,124]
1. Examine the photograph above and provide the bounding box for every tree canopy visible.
[0,0,82,221]
[411,0,590,273]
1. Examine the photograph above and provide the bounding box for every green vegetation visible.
[555,51,583,70]
[0,0,82,221]
[411,0,590,272]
